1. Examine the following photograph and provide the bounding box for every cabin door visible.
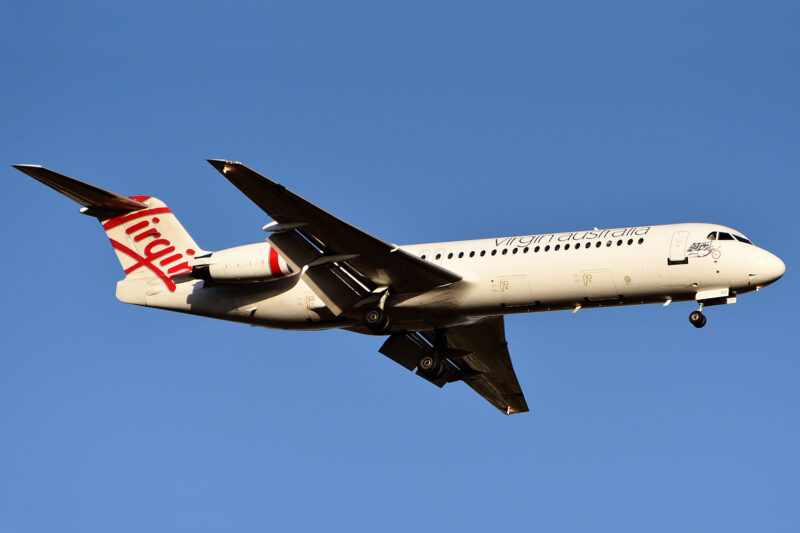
[667,231,690,265]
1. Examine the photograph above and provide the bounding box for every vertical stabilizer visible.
[13,164,204,301]
[102,196,202,292]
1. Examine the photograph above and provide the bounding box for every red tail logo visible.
[104,207,195,292]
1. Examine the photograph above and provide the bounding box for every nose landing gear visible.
[689,309,707,328]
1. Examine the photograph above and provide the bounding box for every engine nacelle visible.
[190,242,291,283]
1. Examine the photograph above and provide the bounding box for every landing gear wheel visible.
[417,354,444,378]
[364,308,389,332]
[418,355,437,372]
[689,310,707,328]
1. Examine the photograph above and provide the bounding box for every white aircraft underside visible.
[14,161,785,415]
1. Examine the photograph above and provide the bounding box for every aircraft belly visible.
[138,277,336,329]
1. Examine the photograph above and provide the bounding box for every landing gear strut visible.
[689,309,707,328]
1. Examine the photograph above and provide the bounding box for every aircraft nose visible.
[761,251,786,283]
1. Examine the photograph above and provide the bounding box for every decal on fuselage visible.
[686,241,721,260]
[495,226,651,248]
[103,208,195,292]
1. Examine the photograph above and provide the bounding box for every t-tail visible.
[13,164,204,303]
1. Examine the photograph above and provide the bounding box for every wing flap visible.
[379,333,426,371]
[267,231,366,316]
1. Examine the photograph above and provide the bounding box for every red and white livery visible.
[14,161,786,415]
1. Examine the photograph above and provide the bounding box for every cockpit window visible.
[718,232,735,241]
[734,234,753,245]
[707,231,717,240]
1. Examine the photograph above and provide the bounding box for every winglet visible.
[13,164,147,216]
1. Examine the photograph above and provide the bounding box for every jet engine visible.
[190,242,291,283]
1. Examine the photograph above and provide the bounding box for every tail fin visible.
[14,165,204,295]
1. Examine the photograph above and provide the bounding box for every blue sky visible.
[1,1,798,531]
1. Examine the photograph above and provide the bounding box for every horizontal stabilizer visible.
[13,164,146,217]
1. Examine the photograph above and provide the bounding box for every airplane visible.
[13,161,786,415]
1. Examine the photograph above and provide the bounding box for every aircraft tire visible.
[418,355,437,372]
[365,308,389,332]
[417,354,446,379]
[689,310,707,328]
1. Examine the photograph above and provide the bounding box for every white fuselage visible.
[126,222,785,332]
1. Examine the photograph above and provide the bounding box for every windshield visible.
[708,230,753,245]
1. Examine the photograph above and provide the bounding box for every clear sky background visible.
[1,1,798,531]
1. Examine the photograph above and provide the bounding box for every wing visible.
[379,316,529,415]
[206,160,461,298]
[445,317,529,414]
